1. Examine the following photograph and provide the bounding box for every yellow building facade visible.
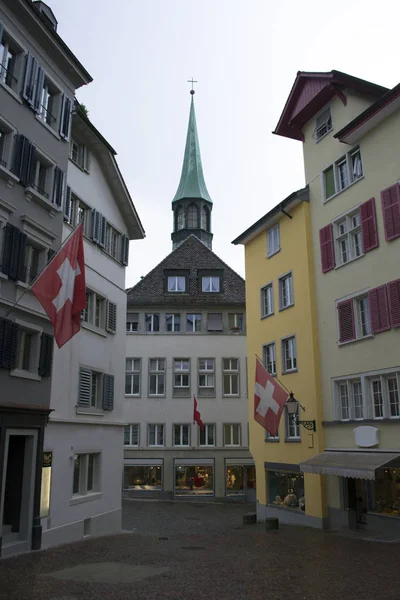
[233,190,326,527]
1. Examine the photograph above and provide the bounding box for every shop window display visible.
[268,471,305,511]
[175,465,214,496]
[368,467,400,518]
[226,465,244,495]
[123,466,162,490]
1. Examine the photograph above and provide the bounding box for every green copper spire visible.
[172,95,213,204]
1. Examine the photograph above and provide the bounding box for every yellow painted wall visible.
[244,201,326,519]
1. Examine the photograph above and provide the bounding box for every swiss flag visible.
[254,357,288,437]
[32,224,86,349]
[193,395,204,430]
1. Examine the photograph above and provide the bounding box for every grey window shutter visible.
[64,186,72,221]
[12,135,36,186]
[16,230,27,282]
[91,209,100,243]
[207,313,223,331]
[47,248,56,264]
[0,318,18,370]
[84,147,91,172]
[1,223,27,281]
[60,96,72,140]
[34,67,45,112]
[78,368,91,407]
[0,23,3,47]
[121,235,129,266]
[99,215,106,248]
[52,167,64,207]
[11,134,26,179]
[102,374,114,410]
[106,301,117,333]
[38,333,53,377]
[23,54,38,108]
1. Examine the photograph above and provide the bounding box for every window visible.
[207,313,223,332]
[174,424,190,446]
[77,368,114,411]
[105,223,120,260]
[123,465,162,490]
[372,379,384,419]
[0,119,13,169]
[125,358,141,396]
[126,313,139,332]
[202,276,220,292]
[368,467,400,518]
[199,424,215,446]
[37,75,61,130]
[285,410,300,440]
[166,313,181,332]
[353,381,364,420]
[72,453,100,496]
[334,210,362,266]
[339,382,350,420]
[148,424,164,447]
[145,313,160,332]
[176,206,184,230]
[314,108,332,141]
[187,203,198,228]
[187,313,201,332]
[89,371,102,408]
[224,424,241,446]
[261,284,273,318]
[388,377,400,418]
[337,292,375,344]
[30,153,53,200]
[266,430,280,441]
[175,465,214,496]
[124,424,140,447]
[82,290,106,329]
[228,313,244,331]
[282,336,297,373]
[70,139,89,171]
[263,342,276,376]
[149,358,165,396]
[167,275,186,292]
[65,189,91,237]
[268,471,304,510]
[355,295,371,338]
[223,358,239,396]
[323,146,363,200]
[16,330,34,371]
[198,358,215,397]
[173,358,190,397]
[22,242,41,285]
[335,372,400,421]
[279,273,294,310]
[201,205,209,230]
[267,224,280,257]
[0,29,22,93]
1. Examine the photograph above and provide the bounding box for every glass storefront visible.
[123,466,162,490]
[268,471,305,511]
[226,465,244,495]
[175,465,214,496]
[368,467,400,518]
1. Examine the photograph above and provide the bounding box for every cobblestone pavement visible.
[0,500,399,600]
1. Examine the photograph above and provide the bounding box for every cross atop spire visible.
[187,77,198,95]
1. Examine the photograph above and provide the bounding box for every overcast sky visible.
[50,0,398,286]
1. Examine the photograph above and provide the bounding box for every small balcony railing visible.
[0,65,18,89]
[30,183,49,199]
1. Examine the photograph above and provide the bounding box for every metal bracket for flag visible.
[286,393,316,432]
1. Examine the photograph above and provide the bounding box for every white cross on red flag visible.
[254,356,289,436]
[32,224,86,348]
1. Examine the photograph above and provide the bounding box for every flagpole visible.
[255,353,291,394]
[4,223,83,320]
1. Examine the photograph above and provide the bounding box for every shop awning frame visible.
[300,451,400,480]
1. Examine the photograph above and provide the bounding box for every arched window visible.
[201,205,209,230]
[176,206,184,231]
[187,204,198,229]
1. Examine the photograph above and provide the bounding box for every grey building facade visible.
[0,0,91,557]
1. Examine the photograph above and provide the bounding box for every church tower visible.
[171,90,213,250]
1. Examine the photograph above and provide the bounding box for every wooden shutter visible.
[52,167,64,207]
[12,135,36,186]
[381,184,400,241]
[78,368,91,407]
[1,223,27,281]
[33,67,45,112]
[106,300,117,333]
[368,285,390,333]
[387,279,400,328]
[207,313,223,331]
[0,318,18,370]
[11,134,27,180]
[64,186,72,222]
[337,299,355,343]
[91,209,101,243]
[22,53,38,108]
[38,333,53,377]
[60,96,72,140]
[99,215,106,248]
[102,374,115,410]
[319,224,335,273]
[360,198,378,252]
[121,235,129,266]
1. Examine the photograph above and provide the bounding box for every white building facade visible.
[41,105,144,548]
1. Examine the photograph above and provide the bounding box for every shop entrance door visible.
[245,466,256,503]
[347,478,367,528]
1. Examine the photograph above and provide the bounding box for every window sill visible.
[224,444,241,448]
[0,164,19,187]
[284,437,301,443]
[334,253,364,271]
[35,114,61,140]
[25,187,60,215]
[266,248,281,259]
[0,81,23,104]
[124,394,141,399]
[148,445,164,448]
[282,369,298,375]
[279,303,294,312]
[70,492,103,506]
[315,128,333,144]
[338,334,374,347]
[323,418,400,426]
[261,312,274,320]
[81,322,108,337]
[323,175,364,204]
[265,438,280,443]
[100,248,124,267]
[124,445,140,448]
[0,272,8,281]
[10,369,41,381]
[76,407,105,416]
[148,395,166,399]
[16,280,30,289]
[222,395,241,398]
[69,156,89,173]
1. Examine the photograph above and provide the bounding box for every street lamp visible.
[286,392,316,432]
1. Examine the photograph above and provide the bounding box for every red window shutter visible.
[319,224,335,273]
[381,184,400,241]
[360,198,378,252]
[337,299,355,343]
[368,285,390,333]
[387,279,400,328]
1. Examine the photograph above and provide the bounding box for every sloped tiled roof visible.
[127,235,245,307]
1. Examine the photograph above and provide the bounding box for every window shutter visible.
[337,299,355,343]
[84,147,91,173]
[99,216,106,248]
[52,167,64,207]
[12,135,36,187]
[121,235,129,265]
[387,279,400,328]
[0,23,3,47]
[60,96,72,140]
[91,209,101,243]
[38,333,53,377]
[360,198,378,252]
[0,318,18,370]
[106,300,117,333]
[78,368,91,407]
[1,223,26,281]
[16,230,27,282]
[34,67,45,112]
[47,248,56,264]
[319,224,335,273]
[22,53,38,108]
[11,134,26,179]
[381,184,400,241]
[64,186,72,222]
[102,374,114,410]
[368,285,390,334]
[207,313,223,331]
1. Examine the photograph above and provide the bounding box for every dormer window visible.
[202,276,220,293]
[168,275,186,293]
[314,108,332,141]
